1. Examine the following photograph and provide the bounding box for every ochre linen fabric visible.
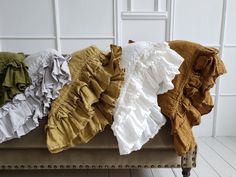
[0,52,31,107]
[46,45,124,153]
[158,40,227,155]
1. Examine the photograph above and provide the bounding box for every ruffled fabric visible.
[46,45,125,153]
[112,41,184,155]
[158,40,227,155]
[0,49,71,143]
[0,52,31,107]
[24,50,71,115]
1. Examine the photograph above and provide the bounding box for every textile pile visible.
[0,40,226,156]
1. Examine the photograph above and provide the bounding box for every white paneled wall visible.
[0,0,235,136]
[174,0,223,45]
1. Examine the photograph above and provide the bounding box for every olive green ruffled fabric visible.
[46,45,125,153]
[0,52,31,107]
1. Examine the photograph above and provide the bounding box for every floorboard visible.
[197,138,236,177]
[216,137,236,154]
[172,168,183,177]
[130,169,153,177]
[194,154,220,177]
[201,137,236,170]
[151,168,175,177]
[108,169,130,177]
[230,137,236,143]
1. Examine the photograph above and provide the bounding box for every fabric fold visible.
[158,40,227,155]
[112,41,184,155]
[46,45,125,153]
[0,52,31,107]
[0,49,71,143]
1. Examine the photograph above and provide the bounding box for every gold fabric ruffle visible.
[158,40,226,155]
[46,45,124,153]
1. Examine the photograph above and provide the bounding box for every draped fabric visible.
[158,40,227,155]
[0,49,71,143]
[46,45,125,153]
[112,42,184,155]
[0,52,31,107]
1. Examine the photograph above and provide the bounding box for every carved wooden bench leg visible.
[182,168,191,177]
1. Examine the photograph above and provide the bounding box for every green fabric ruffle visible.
[0,52,31,107]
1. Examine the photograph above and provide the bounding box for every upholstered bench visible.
[0,119,197,177]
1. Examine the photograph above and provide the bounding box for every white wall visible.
[0,0,235,137]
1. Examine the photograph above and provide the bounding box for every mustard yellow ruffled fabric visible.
[0,52,31,107]
[46,45,124,153]
[158,40,227,155]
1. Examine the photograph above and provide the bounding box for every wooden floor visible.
[0,137,236,177]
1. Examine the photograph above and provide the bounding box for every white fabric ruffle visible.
[112,41,184,155]
[0,49,71,143]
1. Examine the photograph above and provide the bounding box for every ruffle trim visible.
[141,43,183,94]
[0,94,40,143]
[112,42,183,155]
[112,79,167,154]
[0,52,31,107]
[46,45,125,153]
[182,47,226,126]
[0,50,71,143]
[24,49,71,116]
[170,43,227,155]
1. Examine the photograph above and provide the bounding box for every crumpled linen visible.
[158,40,227,155]
[111,41,184,155]
[0,52,31,107]
[46,45,125,153]
[0,49,71,143]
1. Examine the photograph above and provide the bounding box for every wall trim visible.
[121,11,168,20]
[219,93,236,96]
[211,93,236,96]
[212,0,228,137]
[60,36,115,40]
[224,44,236,47]
[127,0,133,11]
[0,36,115,40]
[0,36,55,39]
[53,0,61,52]
[166,0,175,41]
[1,37,231,49]
[154,0,160,12]
[115,0,122,45]
[204,44,221,48]
[113,0,117,44]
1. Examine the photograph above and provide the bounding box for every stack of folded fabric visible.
[0,40,226,156]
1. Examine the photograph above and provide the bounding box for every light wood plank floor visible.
[0,137,236,177]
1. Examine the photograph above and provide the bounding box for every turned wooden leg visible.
[182,168,191,177]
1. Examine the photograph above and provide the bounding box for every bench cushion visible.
[0,119,174,150]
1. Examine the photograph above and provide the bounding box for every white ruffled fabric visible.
[111,41,184,155]
[0,49,71,143]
